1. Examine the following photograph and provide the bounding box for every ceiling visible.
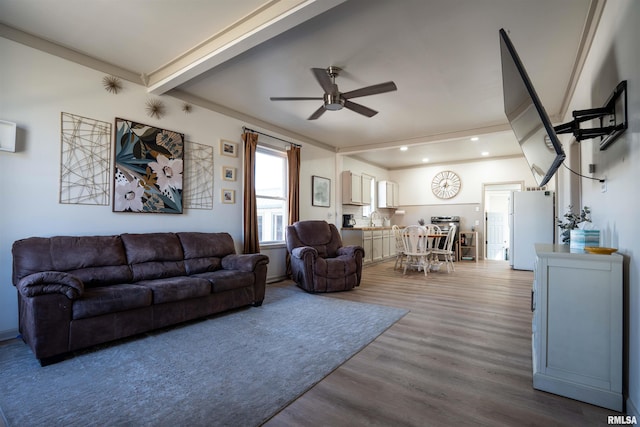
[0,0,599,169]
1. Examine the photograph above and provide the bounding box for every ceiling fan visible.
[270,66,397,120]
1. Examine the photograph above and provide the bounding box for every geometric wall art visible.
[183,140,214,210]
[59,112,112,205]
[113,118,184,214]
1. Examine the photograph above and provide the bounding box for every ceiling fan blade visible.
[342,81,397,99]
[308,105,327,120]
[344,100,378,117]
[312,68,334,93]
[270,97,323,101]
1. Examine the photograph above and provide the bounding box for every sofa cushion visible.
[192,270,254,292]
[135,276,212,304]
[177,232,235,275]
[121,233,186,281]
[12,235,131,287]
[72,284,152,320]
[12,237,55,284]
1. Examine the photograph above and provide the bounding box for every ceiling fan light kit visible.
[270,66,397,120]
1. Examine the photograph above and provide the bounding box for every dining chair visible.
[392,225,405,270]
[401,225,431,276]
[430,224,457,272]
[424,224,443,252]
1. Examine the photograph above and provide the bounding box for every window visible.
[272,214,284,241]
[255,146,288,244]
[362,174,375,217]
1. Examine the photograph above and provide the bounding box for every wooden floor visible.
[264,259,618,427]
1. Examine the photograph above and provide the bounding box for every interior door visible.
[486,211,507,260]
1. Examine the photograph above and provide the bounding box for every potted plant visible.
[557,205,591,244]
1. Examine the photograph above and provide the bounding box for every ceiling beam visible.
[558,0,607,119]
[0,23,141,84]
[147,0,347,95]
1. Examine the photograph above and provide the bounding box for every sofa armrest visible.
[337,245,365,258]
[221,253,269,272]
[291,246,318,260]
[17,271,84,300]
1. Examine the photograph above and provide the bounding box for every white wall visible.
[391,157,539,206]
[561,0,639,416]
[300,144,338,223]
[0,38,334,338]
[387,157,539,257]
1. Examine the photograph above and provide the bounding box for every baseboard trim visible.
[0,329,19,342]
[627,396,639,417]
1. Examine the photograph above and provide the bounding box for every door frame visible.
[482,181,524,261]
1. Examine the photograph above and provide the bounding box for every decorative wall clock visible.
[431,170,461,199]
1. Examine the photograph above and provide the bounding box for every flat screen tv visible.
[500,28,565,187]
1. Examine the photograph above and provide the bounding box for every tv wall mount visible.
[554,80,627,150]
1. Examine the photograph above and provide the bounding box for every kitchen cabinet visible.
[532,244,623,411]
[362,231,373,264]
[372,230,383,262]
[341,227,396,265]
[362,174,373,205]
[342,228,372,264]
[342,171,363,205]
[382,229,391,258]
[378,180,399,208]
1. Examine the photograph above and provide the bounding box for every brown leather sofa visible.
[286,220,364,293]
[11,232,269,365]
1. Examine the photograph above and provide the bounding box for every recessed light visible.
[471,137,479,141]
[481,151,489,156]
[400,146,408,151]
[422,158,429,162]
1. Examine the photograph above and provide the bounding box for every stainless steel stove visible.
[430,216,461,244]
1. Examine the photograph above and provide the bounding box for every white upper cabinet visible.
[342,171,363,205]
[378,180,399,208]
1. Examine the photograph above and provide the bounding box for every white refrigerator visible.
[509,191,555,270]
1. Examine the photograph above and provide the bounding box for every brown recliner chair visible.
[286,220,364,293]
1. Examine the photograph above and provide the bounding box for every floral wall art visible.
[113,118,184,214]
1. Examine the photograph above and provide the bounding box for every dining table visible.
[401,231,448,274]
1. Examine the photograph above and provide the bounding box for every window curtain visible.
[287,145,300,225]
[242,131,260,254]
[286,145,300,277]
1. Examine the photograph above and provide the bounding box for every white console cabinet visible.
[532,244,623,411]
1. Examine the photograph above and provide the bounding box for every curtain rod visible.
[242,126,301,148]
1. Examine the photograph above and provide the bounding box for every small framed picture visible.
[312,175,331,207]
[222,166,236,181]
[222,189,235,204]
[220,139,238,157]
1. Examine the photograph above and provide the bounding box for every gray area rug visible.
[0,285,407,427]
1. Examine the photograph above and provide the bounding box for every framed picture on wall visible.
[222,189,235,204]
[222,166,236,181]
[113,118,184,214]
[220,139,238,157]
[312,175,331,207]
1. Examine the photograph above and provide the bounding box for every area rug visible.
[0,285,407,427]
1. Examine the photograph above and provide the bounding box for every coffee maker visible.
[342,214,356,228]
